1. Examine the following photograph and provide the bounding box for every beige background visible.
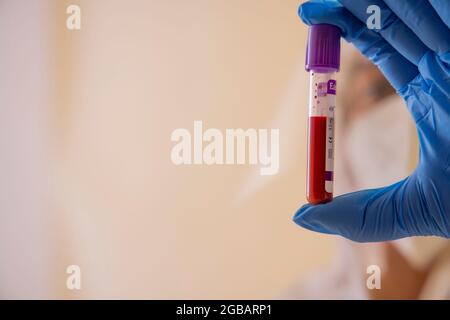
[1,0,336,299]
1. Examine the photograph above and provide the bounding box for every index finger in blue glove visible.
[339,0,428,65]
[383,0,450,56]
[429,0,450,30]
[299,2,418,91]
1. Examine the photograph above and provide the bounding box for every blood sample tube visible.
[305,24,341,204]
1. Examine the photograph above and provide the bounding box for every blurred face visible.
[340,51,394,124]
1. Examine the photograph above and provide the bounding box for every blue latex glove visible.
[293,0,450,242]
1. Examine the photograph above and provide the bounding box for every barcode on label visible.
[328,148,333,160]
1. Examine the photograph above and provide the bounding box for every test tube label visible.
[327,80,336,95]
[317,82,328,97]
[325,80,336,194]
[309,73,336,196]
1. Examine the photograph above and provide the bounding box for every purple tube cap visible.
[305,24,341,72]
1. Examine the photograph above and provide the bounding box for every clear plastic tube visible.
[307,70,336,204]
[304,23,340,204]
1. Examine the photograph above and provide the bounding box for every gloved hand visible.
[293,0,450,242]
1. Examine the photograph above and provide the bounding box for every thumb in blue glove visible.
[293,0,450,242]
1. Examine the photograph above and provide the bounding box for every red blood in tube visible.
[307,115,332,204]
